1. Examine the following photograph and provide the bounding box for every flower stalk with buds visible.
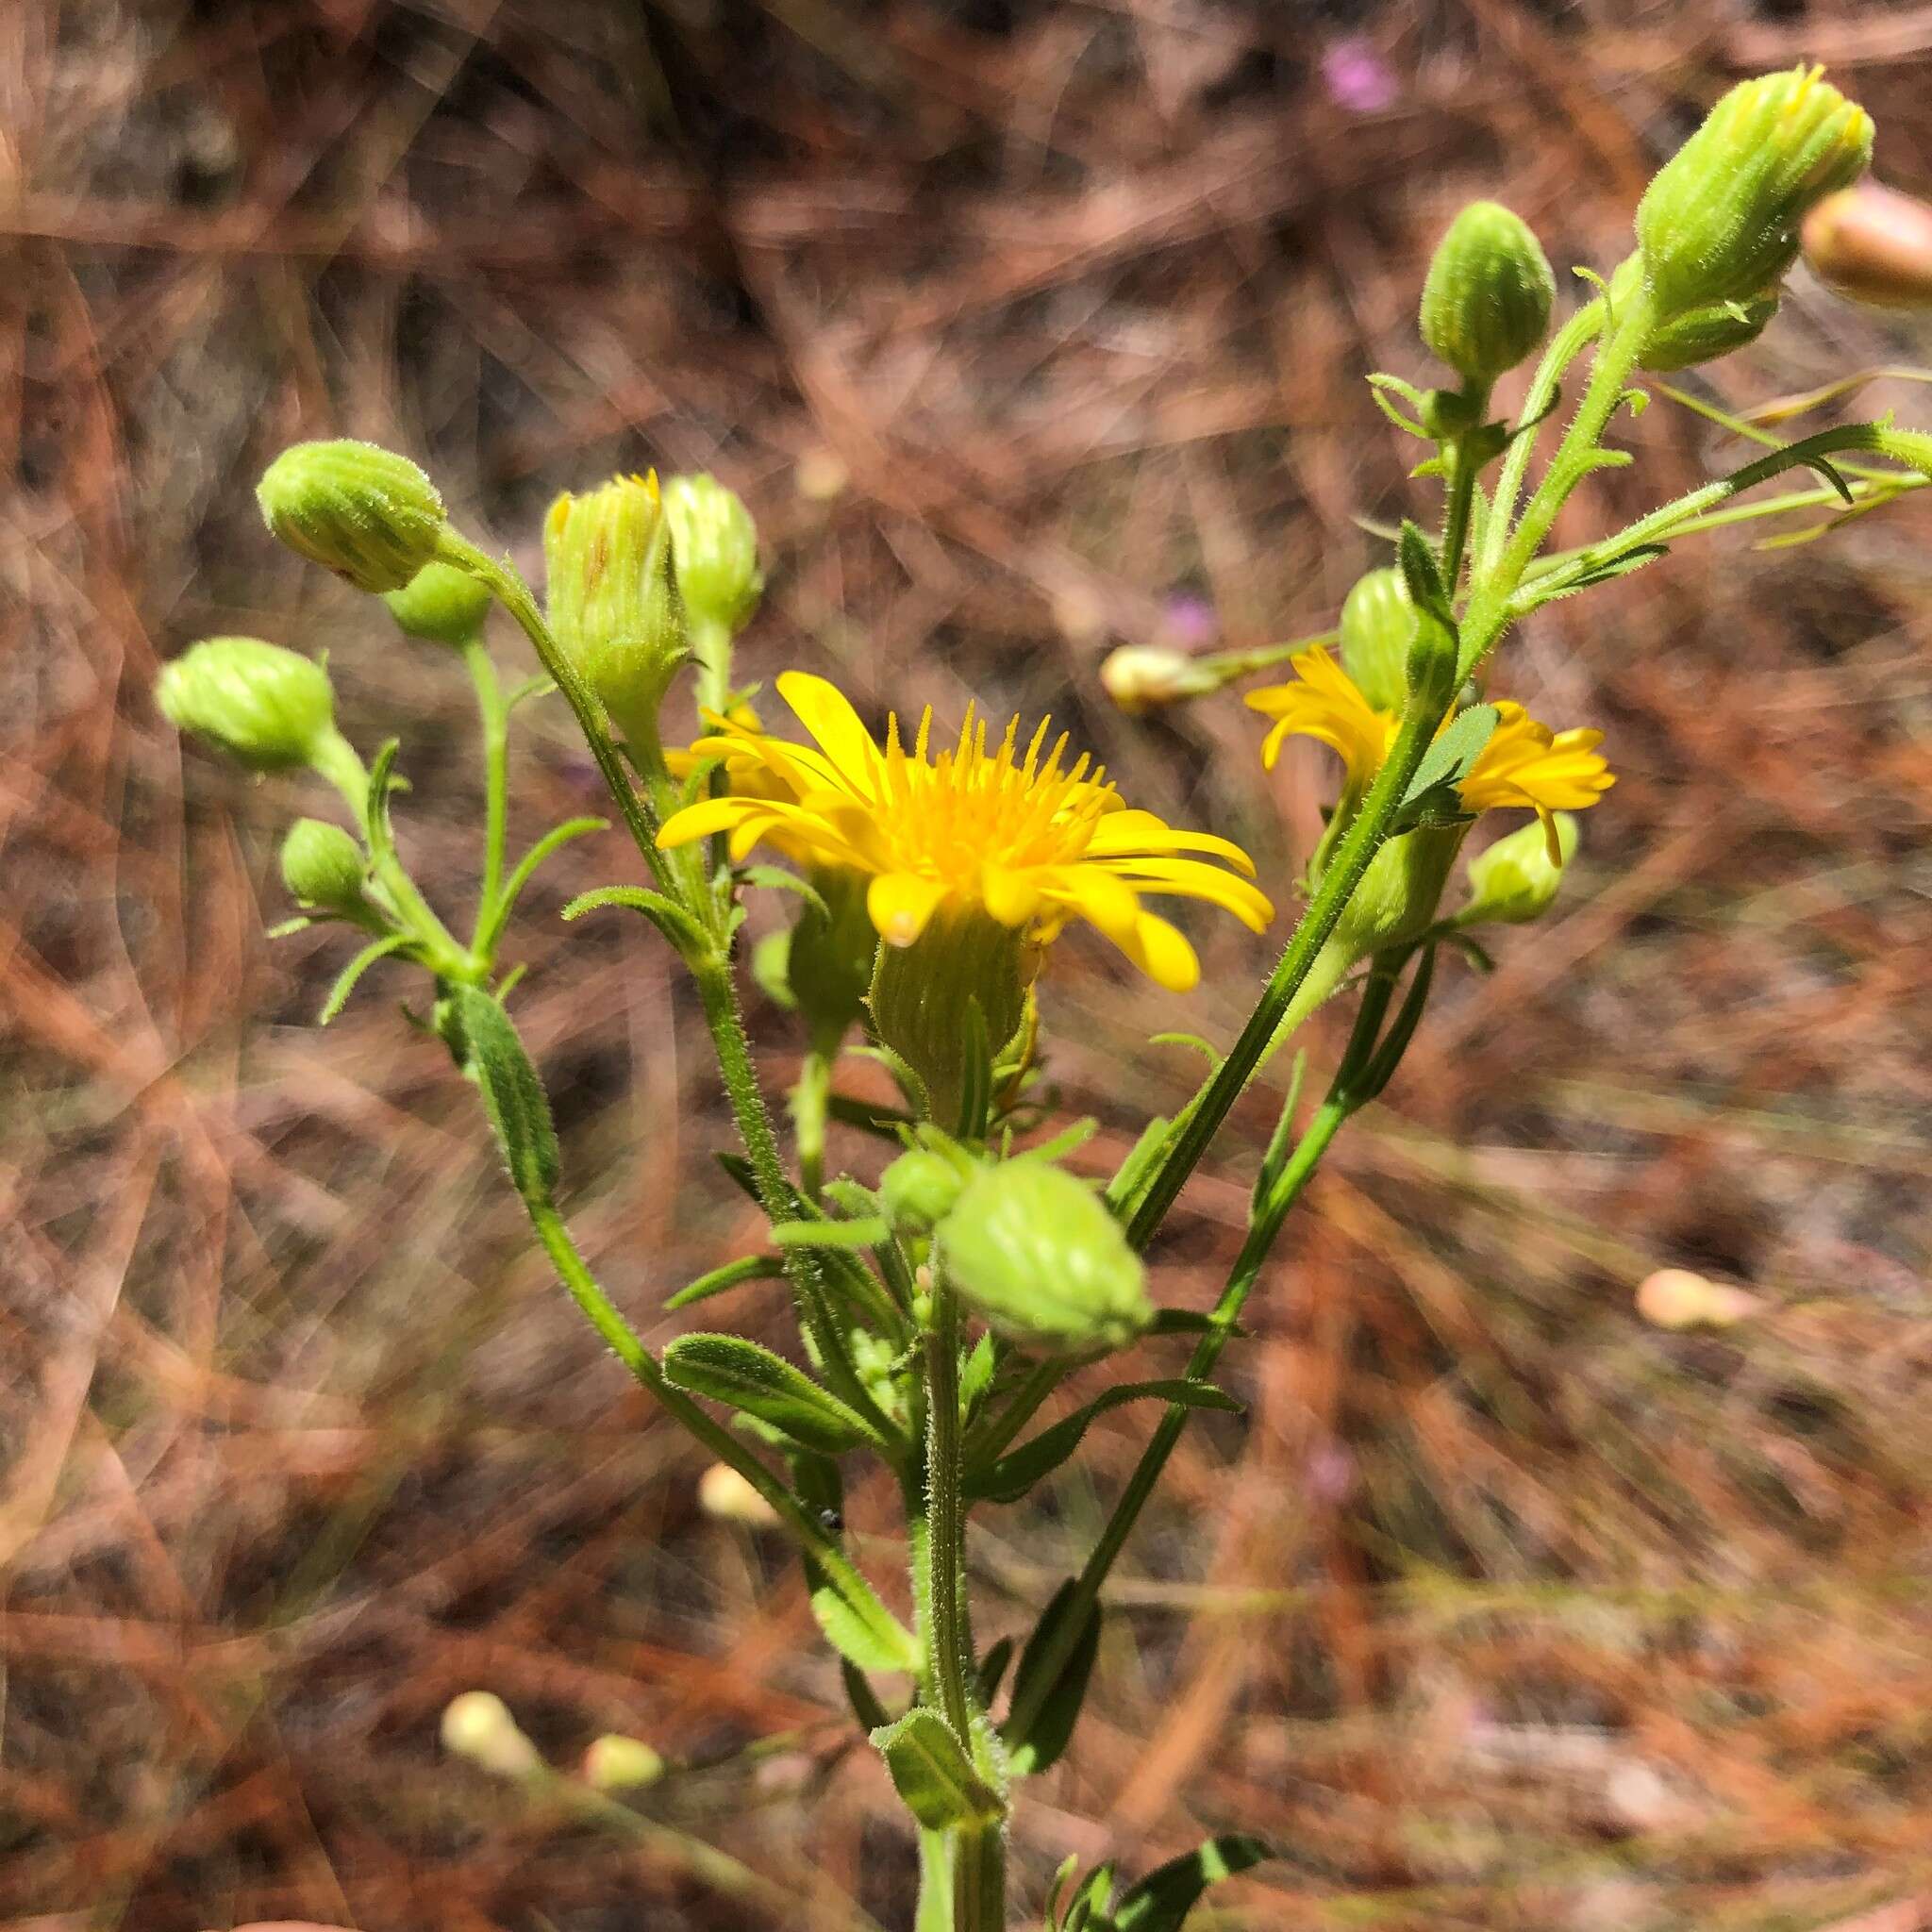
[157,70,1932,1932]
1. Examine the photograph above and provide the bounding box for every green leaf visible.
[264,915,313,940]
[870,1710,1003,1829]
[840,1657,891,1732]
[960,1332,999,1418]
[1064,1862,1117,1932]
[974,1635,1013,1707]
[1392,701,1498,831]
[663,1252,787,1311]
[812,1577,919,1674]
[662,1333,884,1455]
[363,738,405,858]
[478,817,607,952]
[968,1381,1241,1506]
[955,995,993,1140]
[316,933,411,1023]
[1146,1308,1245,1339]
[447,985,561,1203]
[771,1217,892,1252]
[1003,1580,1103,1775]
[740,865,830,920]
[1110,1834,1274,1932]
[561,883,708,957]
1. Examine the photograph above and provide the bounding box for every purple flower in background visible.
[1160,591,1220,649]
[1323,37,1397,116]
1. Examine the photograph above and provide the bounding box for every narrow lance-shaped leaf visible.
[1111,1834,1274,1932]
[967,1381,1241,1507]
[661,1332,885,1455]
[1003,1578,1103,1776]
[869,1709,1003,1829]
[448,985,560,1204]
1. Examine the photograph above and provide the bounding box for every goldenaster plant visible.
[159,66,1932,1932]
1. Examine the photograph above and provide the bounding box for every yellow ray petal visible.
[778,672,884,792]
[1113,909,1200,991]
[1093,856,1275,932]
[868,872,948,948]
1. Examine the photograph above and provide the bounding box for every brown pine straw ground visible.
[8,2,1932,1927]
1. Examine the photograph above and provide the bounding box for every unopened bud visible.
[879,1146,970,1237]
[441,1690,541,1778]
[1636,1268,1763,1331]
[543,474,681,743]
[157,637,337,772]
[698,1461,779,1527]
[1419,201,1555,385]
[1457,813,1578,926]
[662,474,762,638]
[937,1158,1151,1354]
[582,1734,665,1791]
[1802,178,1932,308]
[787,867,879,1053]
[258,441,446,593]
[869,908,1033,1131]
[1338,568,1415,714]
[1636,65,1873,317]
[383,559,492,646]
[280,818,367,913]
[1099,645,1216,715]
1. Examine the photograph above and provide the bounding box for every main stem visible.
[920,1273,1007,1932]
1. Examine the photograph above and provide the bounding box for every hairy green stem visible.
[438,531,671,891]
[921,1276,976,1749]
[521,1194,909,1656]
[1474,295,1607,584]
[691,956,902,1448]
[310,729,475,981]
[1006,958,1415,1749]
[1438,380,1492,591]
[1460,288,1654,675]
[1120,675,1450,1251]
[462,638,510,957]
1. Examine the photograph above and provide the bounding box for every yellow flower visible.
[1245,647,1613,859]
[658,672,1272,992]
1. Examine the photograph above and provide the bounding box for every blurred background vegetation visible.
[8,1,1932,1927]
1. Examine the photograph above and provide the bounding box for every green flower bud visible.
[869,908,1033,1131]
[788,868,878,1054]
[1635,65,1873,317]
[1456,812,1578,926]
[543,474,682,743]
[257,441,446,594]
[880,1146,970,1237]
[1338,567,1415,714]
[157,636,337,772]
[937,1158,1151,1355]
[280,818,367,913]
[1419,201,1555,385]
[662,474,762,637]
[582,1734,665,1791]
[382,559,492,646]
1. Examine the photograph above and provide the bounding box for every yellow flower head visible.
[1244,647,1613,860]
[658,672,1273,992]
